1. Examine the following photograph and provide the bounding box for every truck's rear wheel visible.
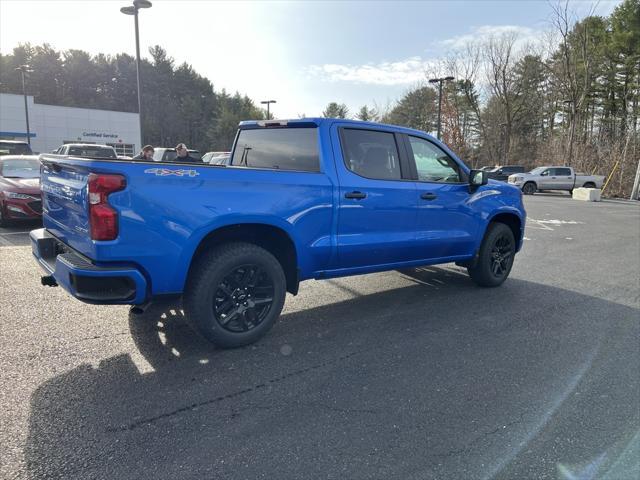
[583,182,596,188]
[467,223,515,288]
[183,242,286,348]
[522,182,536,195]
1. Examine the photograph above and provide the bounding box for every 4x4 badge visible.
[144,168,199,177]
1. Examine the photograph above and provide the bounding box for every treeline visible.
[1,1,637,196]
[324,0,640,198]
[0,45,264,152]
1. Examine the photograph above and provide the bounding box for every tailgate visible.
[41,158,93,256]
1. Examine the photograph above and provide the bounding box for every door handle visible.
[420,192,437,200]
[345,191,367,200]
[551,176,557,179]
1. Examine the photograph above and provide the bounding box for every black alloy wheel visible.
[467,222,516,287]
[183,242,287,348]
[213,264,275,333]
[489,233,513,279]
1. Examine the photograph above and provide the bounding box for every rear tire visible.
[183,242,287,348]
[467,223,516,288]
[583,182,596,188]
[0,206,8,227]
[522,182,536,195]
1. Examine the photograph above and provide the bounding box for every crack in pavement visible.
[430,408,535,460]
[106,350,362,432]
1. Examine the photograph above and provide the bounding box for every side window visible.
[556,168,572,176]
[340,128,401,180]
[408,136,461,183]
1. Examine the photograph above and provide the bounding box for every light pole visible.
[15,65,33,145]
[562,98,575,166]
[261,100,277,120]
[120,0,152,151]
[428,76,454,140]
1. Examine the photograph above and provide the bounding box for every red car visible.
[0,155,42,226]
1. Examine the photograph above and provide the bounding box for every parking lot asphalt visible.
[1,194,639,480]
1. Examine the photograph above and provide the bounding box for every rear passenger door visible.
[554,167,574,189]
[332,126,419,269]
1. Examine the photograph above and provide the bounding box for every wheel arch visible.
[186,223,300,295]
[487,211,523,250]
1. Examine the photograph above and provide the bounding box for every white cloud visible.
[305,24,551,87]
[438,24,545,50]
[306,56,436,86]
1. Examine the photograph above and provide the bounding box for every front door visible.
[404,135,480,260]
[332,126,418,269]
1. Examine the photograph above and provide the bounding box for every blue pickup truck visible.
[31,118,526,347]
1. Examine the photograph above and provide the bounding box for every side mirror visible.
[469,169,488,192]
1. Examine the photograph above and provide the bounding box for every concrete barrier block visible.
[572,187,602,201]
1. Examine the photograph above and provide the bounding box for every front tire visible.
[467,223,516,287]
[183,242,286,348]
[522,182,536,195]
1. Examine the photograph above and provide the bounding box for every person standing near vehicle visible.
[133,145,154,161]
[175,143,195,162]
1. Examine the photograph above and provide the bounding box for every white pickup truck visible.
[508,166,605,195]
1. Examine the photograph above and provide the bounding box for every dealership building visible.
[0,93,140,156]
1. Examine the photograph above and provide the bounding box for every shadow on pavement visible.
[0,220,41,247]
[24,268,639,479]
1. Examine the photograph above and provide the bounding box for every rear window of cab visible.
[231,128,320,172]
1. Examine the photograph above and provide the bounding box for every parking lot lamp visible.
[428,76,454,140]
[261,100,277,120]
[15,65,33,145]
[120,0,152,151]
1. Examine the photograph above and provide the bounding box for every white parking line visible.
[0,231,31,235]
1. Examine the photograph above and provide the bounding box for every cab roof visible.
[63,143,114,149]
[238,118,438,141]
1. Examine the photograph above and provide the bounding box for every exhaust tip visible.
[41,275,58,287]
[129,303,151,315]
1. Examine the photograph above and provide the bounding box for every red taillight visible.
[88,173,125,241]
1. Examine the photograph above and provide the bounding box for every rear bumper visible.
[30,228,148,305]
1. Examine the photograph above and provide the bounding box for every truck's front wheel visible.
[467,223,515,287]
[184,242,286,348]
[522,182,536,195]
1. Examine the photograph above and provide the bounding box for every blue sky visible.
[0,0,622,117]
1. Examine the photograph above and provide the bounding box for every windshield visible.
[0,142,33,156]
[529,167,546,174]
[1,158,40,178]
